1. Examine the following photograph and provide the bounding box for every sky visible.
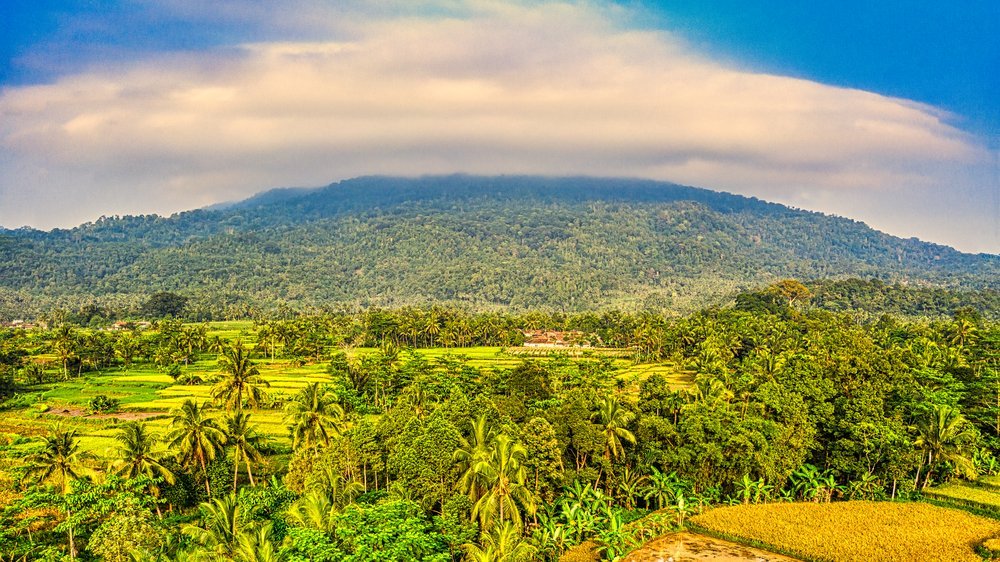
[0,0,997,253]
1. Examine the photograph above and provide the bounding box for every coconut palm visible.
[235,522,287,562]
[182,495,247,560]
[592,396,635,462]
[284,383,345,450]
[167,400,226,496]
[212,344,270,411]
[112,421,175,484]
[914,404,977,488]
[471,434,537,531]
[224,412,267,492]
[111,421,175,515]
[312,467,364,509]
[462,521,537,562]
[454,413,495,502]
[25,423,90,494]
[286,492,338,535]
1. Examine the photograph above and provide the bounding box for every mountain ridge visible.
[0,175,996,318]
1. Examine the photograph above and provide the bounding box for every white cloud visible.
[0,1,996,252]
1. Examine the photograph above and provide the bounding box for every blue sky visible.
[0,0,997,252]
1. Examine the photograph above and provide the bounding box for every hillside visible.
[0,175,997,318]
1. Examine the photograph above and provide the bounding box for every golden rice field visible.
[924,481,1000,512]
[689,501,1000,562]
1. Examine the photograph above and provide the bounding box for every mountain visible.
[0,175,996,319]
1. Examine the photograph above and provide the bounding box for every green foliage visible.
[86,394,120,413]
[2,176,996,319]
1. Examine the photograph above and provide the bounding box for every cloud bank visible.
[1,1,996,252]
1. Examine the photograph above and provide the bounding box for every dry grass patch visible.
[690,501,1000,562]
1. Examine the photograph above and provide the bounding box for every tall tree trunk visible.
[233,449,240,493]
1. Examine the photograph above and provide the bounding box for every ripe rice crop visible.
[925,482,1000,510]
[689,501,1000,562]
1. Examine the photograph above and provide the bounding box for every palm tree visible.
[26,424,90,494]
[462,521,537,562]
[313,467,364,508]
[471,434,537,531]
[284,383,345,450]
[112,422,175,483]
[52,325,78,380]
[213,345,270,411]
[183,495,247,560]
[592,396,635,462]
[454,414,495,503]
[914,404,977,488]
[225,412,267,492]
[236,522,287,562]
[111,421,175,515]
[286,492,338,535]
[167,400,226,497]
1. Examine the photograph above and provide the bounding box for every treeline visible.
[2,176,996,319]
[0,295,997,560]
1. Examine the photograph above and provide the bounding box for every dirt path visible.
[48,407,167,421]
[625,531,800,562]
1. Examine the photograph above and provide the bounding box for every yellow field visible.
[689,501,1000,562]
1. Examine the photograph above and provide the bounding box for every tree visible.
[183,494,247,559]
[285,383,345,450]
[471,434,536,531]
[914,404,978,488]
[463,521,537,562]
[236,522,288,562]
[213,344,270,411]
[167,400,226,497]
[592,396,636,462]
[141,292,188,319]
[25,424,90,494]
[455,414,495,503]
[111,421,175,514]
[225,412,267,492]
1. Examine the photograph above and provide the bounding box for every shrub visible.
[87,394,120,414]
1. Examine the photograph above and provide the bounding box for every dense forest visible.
[0,285,997,560]
[1,176,996,320]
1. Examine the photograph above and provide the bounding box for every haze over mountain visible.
[0,175,996,319]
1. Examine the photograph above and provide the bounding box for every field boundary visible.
[921,495,1000,520]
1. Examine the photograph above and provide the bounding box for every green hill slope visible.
[0,175,996,318]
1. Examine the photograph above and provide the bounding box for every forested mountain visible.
[0,175,996,319]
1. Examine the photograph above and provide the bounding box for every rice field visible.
[4,321,693,459]
[924,481,1000,515]
[688,501,1000,562]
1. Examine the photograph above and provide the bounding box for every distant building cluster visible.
[521,329,597,348]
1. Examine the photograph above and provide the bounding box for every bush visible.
[87,394,120,414]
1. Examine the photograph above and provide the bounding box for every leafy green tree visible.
[87,510,166,562]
